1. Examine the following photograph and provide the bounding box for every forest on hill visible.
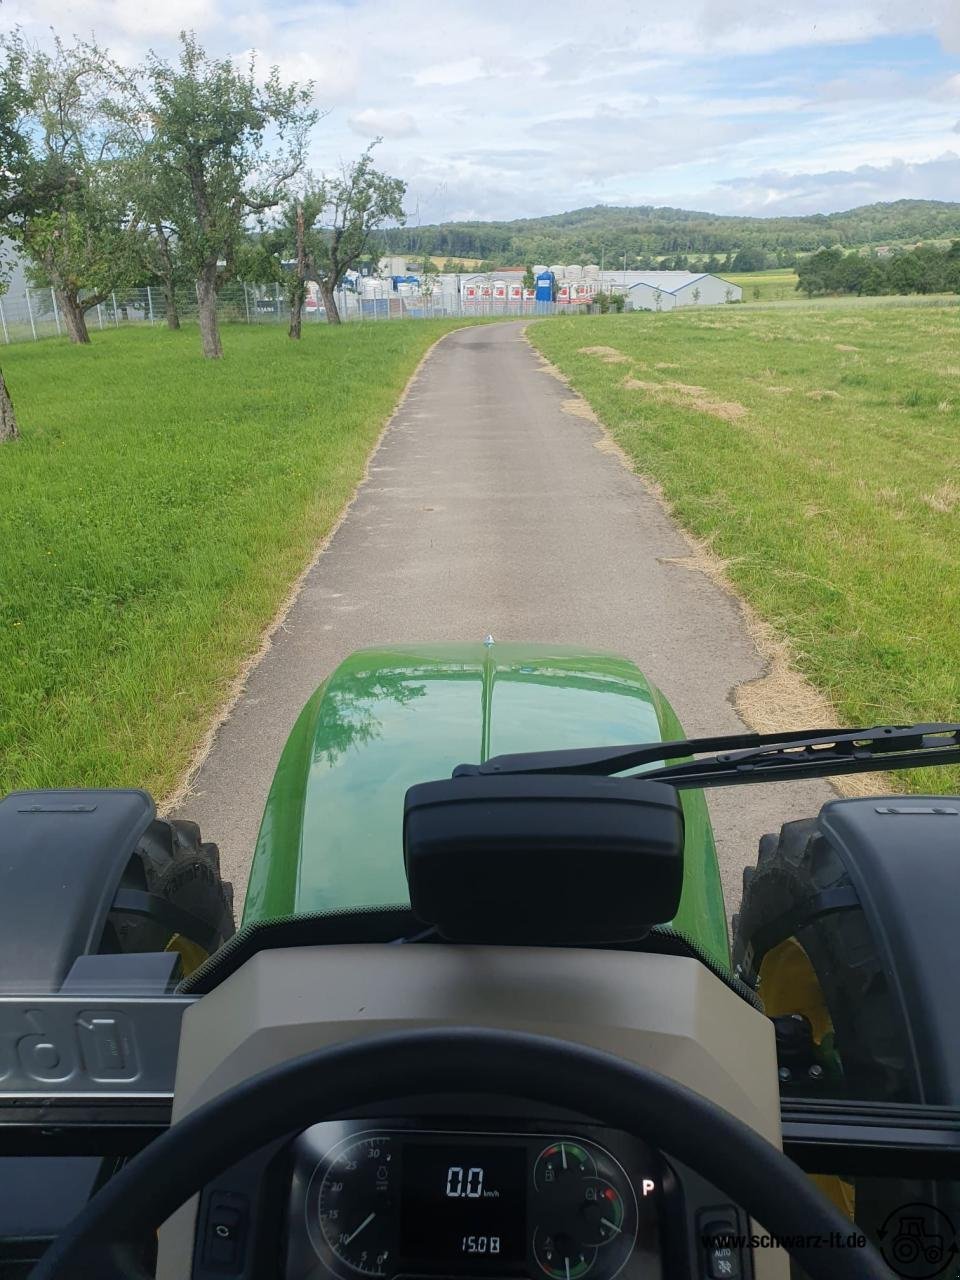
[383,200,960,268]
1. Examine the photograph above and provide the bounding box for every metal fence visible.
[0,282,568,344]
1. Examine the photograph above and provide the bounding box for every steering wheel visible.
[30,1027,893,1280]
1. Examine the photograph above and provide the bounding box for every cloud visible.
[348,108,419,138]
[413,58,486,87]
[230,47,359,103]
[5,0,220,40]
[705,152,960,214]
[9,0,960,223]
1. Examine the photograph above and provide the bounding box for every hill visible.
[383,200,960,267]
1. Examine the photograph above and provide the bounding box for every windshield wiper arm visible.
[454,723,960,790]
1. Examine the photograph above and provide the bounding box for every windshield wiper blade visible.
[455,723,960,790]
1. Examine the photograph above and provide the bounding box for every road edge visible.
[522,324,888,799]
[159,324,470,816]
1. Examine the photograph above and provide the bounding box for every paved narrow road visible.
[176,322,832,914]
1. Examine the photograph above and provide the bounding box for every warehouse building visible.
[625,272,740,310]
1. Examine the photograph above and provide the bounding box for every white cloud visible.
[9,0,960,222]
[704,152,960,214]
[412,58,486,87]
[348,108,419,139]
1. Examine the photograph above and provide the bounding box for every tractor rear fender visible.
[0,789,154,991]
[817,798,960,1105]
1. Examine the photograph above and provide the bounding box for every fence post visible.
[97,303,104,329]
[243,284,251,324]
[147,286,154,324]
[25,288,37,341]
[111,293,120,327]
[50,288,61,336]
[0,297,8,344]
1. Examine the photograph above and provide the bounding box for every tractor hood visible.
[243,642,727,966]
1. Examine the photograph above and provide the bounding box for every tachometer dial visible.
[307,1134,397,1276]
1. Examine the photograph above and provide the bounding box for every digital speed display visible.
[399,1143,527,1269]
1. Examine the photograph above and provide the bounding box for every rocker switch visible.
[698,1210,743,1279]
[202,1194,248,1272]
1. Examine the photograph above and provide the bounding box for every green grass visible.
[529,302,960,792]
[0,320,473,797]
[724,269,799,302]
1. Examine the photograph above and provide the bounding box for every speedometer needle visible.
[600,1218,621,1235]
[344,1213,376,1245]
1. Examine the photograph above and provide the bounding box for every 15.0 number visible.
[462,1236,500,1254]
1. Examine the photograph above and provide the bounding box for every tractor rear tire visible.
[106,817,235,973]
[731,818,909,1102]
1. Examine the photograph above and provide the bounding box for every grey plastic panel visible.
[0,996,191,1096]
[159,945,787,1279]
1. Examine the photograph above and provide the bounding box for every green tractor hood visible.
[244,642,728,967]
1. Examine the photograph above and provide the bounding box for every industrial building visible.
[623,272,741,309]
[370,259,741,310]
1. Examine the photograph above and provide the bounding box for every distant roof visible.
[628,272,710,293]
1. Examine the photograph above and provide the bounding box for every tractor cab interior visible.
[2,704,959,1280]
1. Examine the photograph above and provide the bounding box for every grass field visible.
[529,302,960,792]
[0,320,472,798]
[723,269,799,302]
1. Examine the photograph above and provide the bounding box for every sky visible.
[6,0,960,224]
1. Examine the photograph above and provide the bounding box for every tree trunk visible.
[0,367,19,442]
[321,281,341,325]
[289,202,306,340]
[163,279,181,330]
[58,290,91,344]
[288,282,305,339]
[197,270,222,359]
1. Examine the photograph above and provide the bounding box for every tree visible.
[1,32,96,435]
[301,144,406,324]
[691,287,701,304]
[262,183,326,339]
[0,41,33,439]
[142,34,317,358]
[117,115,190,329]
[0,32,143,346]
[731,246,767,273]
[522,264,536,292]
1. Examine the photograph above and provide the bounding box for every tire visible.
[104,817,235,973]
[731,818,910,1102]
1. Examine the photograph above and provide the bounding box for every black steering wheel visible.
[31,1027,892,1280]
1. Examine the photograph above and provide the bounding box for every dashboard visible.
[189,1114,755,1280]
[284,1124,662,1280]
[160,944,781,1279]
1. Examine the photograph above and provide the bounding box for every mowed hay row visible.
[530,304,960,794]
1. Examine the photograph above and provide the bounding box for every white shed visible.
[625,272,741,311]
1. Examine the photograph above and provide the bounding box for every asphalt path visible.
[175,321,833,916]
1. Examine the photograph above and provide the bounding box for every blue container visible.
[535,271,556,302]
